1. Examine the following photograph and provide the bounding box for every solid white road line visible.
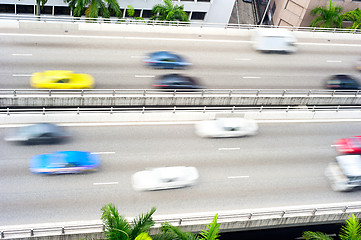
[93,182,119,185]
[228,176,249,179]
[327,60,342,63]
[131,55,145,58]
[242,76,261,79]
[218,148,241,151]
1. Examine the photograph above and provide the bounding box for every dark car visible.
[152,74,204,90]
[325,75,361,90]
[143,51,191,69]
[4,123,70,144]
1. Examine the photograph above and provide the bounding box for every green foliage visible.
[310,0,343,28]
[161,222,198,240]
[339,214,361,240]
[151,0,188,22]
[199,214,220,240]
[36,0,48,16]
[342,8,361,29]
[101,203,156,240]
[302,231,334,240]
[127,5,135,18]
[135,233,152,240]
[63,0,122,19]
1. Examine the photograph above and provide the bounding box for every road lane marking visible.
[12,74,33,77]
[235,58,251,61]
[135,75,155,78]
[91,152,115,155]
[12,53,32,56]
[218,148,241,151]
[242,76,261,79]
[327,60,342,63]
[93,182,119,185]
[131,55,145,58]
[228,176,249,179]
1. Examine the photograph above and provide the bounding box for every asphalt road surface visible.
[1,121,361,225]
[0,30,360,90]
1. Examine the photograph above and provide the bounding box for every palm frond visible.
[199,214,220,240]
[101,203,131,240]
[130,207,157,240]
[161,222,198,240]
[302,231,334,240]
[339,214,361,240]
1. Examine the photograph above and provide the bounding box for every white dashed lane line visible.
[242,76,261,79]
[327,60,342,63]
[91,152,116,155]
[12,74,33,77]
[218,148,241,151]
[235,58,251,61]
[93,182,119,185]
[135,75,155,78]
[228,176,249,179]
[12,53,33,56]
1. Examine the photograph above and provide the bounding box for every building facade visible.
[0,0,235,24]
[267,0,361,27]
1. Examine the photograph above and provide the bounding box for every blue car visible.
[30,151,100,174]
[143,51,191,69]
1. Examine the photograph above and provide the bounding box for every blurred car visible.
[252,28,297,53]
[325,74,361,90]
[4,123,70,144]
[325,155,361,192]
[30,70,94,89]
[132,166,199,191]
[334,136,361,154]
[143,51,191,69]
[195,118,258,138]
[30,151,100,174]
[152,74,204,90]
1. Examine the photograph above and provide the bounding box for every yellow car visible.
[30,70,94,89]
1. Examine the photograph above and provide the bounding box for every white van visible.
[325,155,361,192]
[252,28,297,53]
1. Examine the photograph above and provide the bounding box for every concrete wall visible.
[1,95,361,107]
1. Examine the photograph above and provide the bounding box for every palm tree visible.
[63,0,122,19]
[302,214,361,240]
[342,8,361,30]
[36,0,47,16]
[157,214,220,240]
[151,0,188,22]
[310,0,343,28]
[101,203,156,240]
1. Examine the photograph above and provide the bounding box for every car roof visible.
[336,155,361,177]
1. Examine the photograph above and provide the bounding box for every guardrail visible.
[1,105,361,115]
[1,89,361,97]
[2,202,361,239]
[0,14,360,34]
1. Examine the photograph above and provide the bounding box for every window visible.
[54,6,70,16]
[16,4,34,14]
[142,10,153,18]
[0,4,15,14]
[197,0,211,2]
[40,6,53,15]
[191,12,206,20]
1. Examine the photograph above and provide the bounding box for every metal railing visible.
[0,14,360,34]
[1,89,361,97]
[1,105,361,115]
[1,202,361,239]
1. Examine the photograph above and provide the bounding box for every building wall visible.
[269,0,361,27]
[0,0,235,24]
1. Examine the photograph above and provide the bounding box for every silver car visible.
[195,118,258,138]
[132,166,199,191]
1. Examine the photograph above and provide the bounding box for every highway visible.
[0,31,360,90]
[1,121,361,225]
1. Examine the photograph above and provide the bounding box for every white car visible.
[132,166,199,191]
[195,118,258,138]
